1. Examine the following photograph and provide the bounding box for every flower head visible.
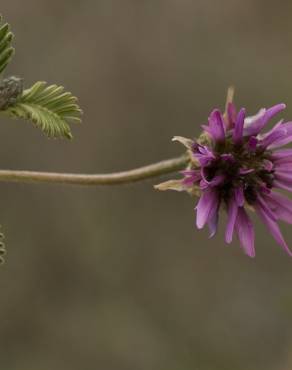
[156,92,292,257]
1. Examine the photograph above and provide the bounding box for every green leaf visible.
[5,81,82,139]
[0,15,15,75]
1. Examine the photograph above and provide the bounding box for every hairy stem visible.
[0,155,188,186]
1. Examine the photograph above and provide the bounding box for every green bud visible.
[0,76,23,110]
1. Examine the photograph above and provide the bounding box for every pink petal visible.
[235,208,255,257]
[208,207,219,238]
[207,109,225,142]
[233,108,245,144]
[196,189,219,229]
[256,202,292,256]
[225,197,238,243]
[235,187,244,207]
[263,192,292,224]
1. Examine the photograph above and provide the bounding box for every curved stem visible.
[0,154,188,186]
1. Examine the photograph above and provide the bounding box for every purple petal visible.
[200,174,225,189]
[272,149,292,160]
[207,109,225,142]
[193,145,215,166]
[239,168,255,175]
[263,191,292,224]
[273,180,292,192]
[225,102,237,130]
[182,177,199,186]
[201,124,212,136]
[258,128,287,149]
[259,185,271,195]
[244,104,286,136]
[233,108,245,144]
[243,109,266,136]
[196,189,219,229]
[262,121,292,149]
[244,108,265,126]
[235,208,255,257]
[225,196,238,243]
[198,145,209,154]
[256,201,292,256]
[273,162,292,171]
[247,136,258,151]
[208,206,219,238]
[235,187,244,206]
[256,195,277,221]
[220,153,235,162]
[269,137,292,149]
[209,175,225,186]
[261,120,284,139]
[275,171,292,184]
[181,170,201,186]
[264,103,286,122]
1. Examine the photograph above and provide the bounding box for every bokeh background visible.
[1,1,292,369]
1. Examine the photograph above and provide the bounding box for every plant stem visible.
[0,154,188,186]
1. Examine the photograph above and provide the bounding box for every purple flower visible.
[157,98,292,257]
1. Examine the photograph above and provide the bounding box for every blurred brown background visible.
[1,1,292,369]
